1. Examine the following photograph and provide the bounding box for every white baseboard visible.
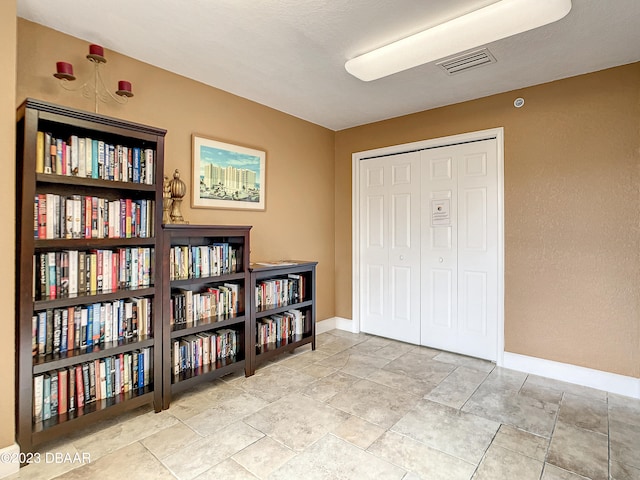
[316,317,336,334]
[0,443,20,478]
[503,352,640,399]
[316,317,357,334]
[335,317,356,333]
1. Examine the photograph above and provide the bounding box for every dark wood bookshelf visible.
[249,261,317,375]
[161,224,251,409]
[16,98,166,452]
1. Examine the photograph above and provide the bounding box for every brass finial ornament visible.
[169,169,188,224]
[162,174,172,225]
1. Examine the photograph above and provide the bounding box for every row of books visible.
[33,348,152,422]
[34,193,154,240]
[171,329,239,376]
[255,274,306,310]
[36,131,155,184]
[256,309,305,346]
[32,297,152,357]
[170,283,242,325]
[33,247,154,301]
[169,243,241,280]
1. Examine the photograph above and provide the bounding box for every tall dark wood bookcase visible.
[249,261,317,375]
[161,225,251,409]
[15,99,165,452]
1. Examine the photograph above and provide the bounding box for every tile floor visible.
[10,329,640,480]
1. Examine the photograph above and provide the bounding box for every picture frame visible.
[191,134,266,210]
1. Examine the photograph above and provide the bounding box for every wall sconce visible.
[53,44,134,113]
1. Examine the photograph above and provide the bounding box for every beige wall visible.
[1,0,17,450]
[16,19,336,324]
[336,63,640,378]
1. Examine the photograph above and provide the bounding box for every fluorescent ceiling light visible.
[345,0,572,81]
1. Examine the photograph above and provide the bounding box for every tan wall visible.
[336,63,640,378]
[16,19,336,324]
[1,0,17,450]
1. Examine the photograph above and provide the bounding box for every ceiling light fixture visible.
[345,0,572,81]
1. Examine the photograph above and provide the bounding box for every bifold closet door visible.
[421,139,499,361]
[359,152,421,344]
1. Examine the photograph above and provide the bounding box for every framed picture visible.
[191,135,266,210]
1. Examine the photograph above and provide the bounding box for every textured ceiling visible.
[17,0,640,130]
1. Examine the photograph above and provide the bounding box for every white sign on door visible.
[431,199,450,226]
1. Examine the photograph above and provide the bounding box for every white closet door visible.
[421,139,499,361]
[359,152,421,344]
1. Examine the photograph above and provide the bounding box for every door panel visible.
[421,139,498,361]
[360,152,421,343]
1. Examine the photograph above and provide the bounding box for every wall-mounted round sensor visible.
[514,97,525,108]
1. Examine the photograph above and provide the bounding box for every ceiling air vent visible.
[437,48,497,75]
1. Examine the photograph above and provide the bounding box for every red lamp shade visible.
[56,62,73,75]
[89,44,104,57]
[116,80,134,98]
[54,61,75,81]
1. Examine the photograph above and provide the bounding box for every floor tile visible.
[331,415,386,449]
[72,409,180,461]
[478,367,527,392]
[557,393,608,434]
[518,379,564,405]
[302,371,360,402]
[392,399,500,464]
[141,422,203,460]
[244,392,349,451]
[232,436,296,478]
[432,351,495,373]
[383,352,457,384]
[300,363,339,378]
[546,421,608,480]
[463,385,558,437]
[161,421,264,480]
[315,335,365,355]
[610,417,640,469]
[336,351,392,378]
[609,393,640,427]
[328,378,420,429]
[231,364,317,402]
[183,391,269,437]
[268,434,406,480]
[194,459,259,480]
[541,463,591,479]
[524,375,607,402]
[367,368,438,397]
[472,444,543,480]
[54,441,174,480]
[368,430,476,480]
[426,366,489,409]
[491,424,549,462]
[611,460,640,480]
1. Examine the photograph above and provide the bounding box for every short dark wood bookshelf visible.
[249,261,317,375]
[15,99,165,452]
[161,224,251,409]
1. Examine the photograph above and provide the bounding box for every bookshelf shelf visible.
[249,261,317,375]
[170,314,246,338]
[36,173,157,192]
[16,98,165,452]
[32,337,155,374]
[33,286,155,309]
[32,388,154,444]
[162,224,251,409]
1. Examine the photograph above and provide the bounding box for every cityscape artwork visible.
[192,135,266,210]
